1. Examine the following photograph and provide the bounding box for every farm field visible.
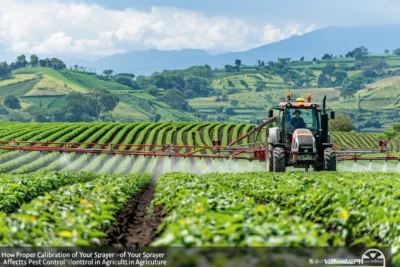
[0,121,398,264]
[0,171,398,264]
[0,122,397,175]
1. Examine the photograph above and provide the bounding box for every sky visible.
[1,0,400,60]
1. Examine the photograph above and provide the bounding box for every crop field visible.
[0,171,399,264]
[0,122,397,175]
[0,121,398,264]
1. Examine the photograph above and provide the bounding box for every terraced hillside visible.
[0,68,196,122]
[0,122,397,175]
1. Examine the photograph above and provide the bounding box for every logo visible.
[361,249,385,267]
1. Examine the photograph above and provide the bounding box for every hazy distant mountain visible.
[211,25,400,65]
[73,25,400,75]
[89,49,212,75]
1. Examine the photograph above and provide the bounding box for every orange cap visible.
[307,94,312,101]
[287,92,291,97]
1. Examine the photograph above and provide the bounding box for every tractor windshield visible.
[284,108,318,134]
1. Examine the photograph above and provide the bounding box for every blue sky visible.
[0,0,399,60]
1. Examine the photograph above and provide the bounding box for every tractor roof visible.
[279,102,320,108]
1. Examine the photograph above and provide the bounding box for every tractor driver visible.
[290,110,306,129]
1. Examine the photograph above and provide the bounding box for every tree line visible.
[0,55,67,80]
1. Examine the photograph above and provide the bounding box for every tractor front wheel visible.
[273,147,286,172]
[267,149,273,172]
[324,148,336,171]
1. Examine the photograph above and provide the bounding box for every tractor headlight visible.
[313,138,317,153]
[293,137,299,152]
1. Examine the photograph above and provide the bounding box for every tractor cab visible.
[279,100,320,142]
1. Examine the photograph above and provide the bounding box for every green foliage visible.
[4,95,21,109]
[332,69,348,85]
[16,55,28,69]
[29,55,38,67]
[392,123,400,132]
[152,172,337,246]
[322,54,332,60]
[384,129,397,140]
[114,74,140,89]
[317,73,330,87]
[0,172,150,245]
[0,62,11,80]
[340,75,365,98]
[62,92,101,121]
[0,104,8,115]
[88,90,119,113]
[393,48,400,56]
[329,114,353,132]
[49,58,66,70]
[163,89,186,110]
[102,69,113,77]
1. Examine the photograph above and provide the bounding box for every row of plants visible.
[1,121,391,151]
[0,171,98,213]
[197,172,400,250]
[151,172,344,246]
[150,172,399,263]
[0,172,151,245]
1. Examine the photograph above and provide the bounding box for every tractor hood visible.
[291,129,316,153]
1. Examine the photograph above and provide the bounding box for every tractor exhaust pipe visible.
[321,95,328,144]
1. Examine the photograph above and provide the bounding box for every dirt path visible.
[102,185,165,247]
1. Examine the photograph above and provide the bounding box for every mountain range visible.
[60,24,400,75]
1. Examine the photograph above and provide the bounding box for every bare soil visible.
[102,185,165,247]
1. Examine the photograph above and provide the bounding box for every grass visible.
[13,68,86,95]
[112,102,149,120]
[211,73,285,91]
[0,74,36,87]
[59,70,131,91]
[20,95,67,109]
[0,79,41,97]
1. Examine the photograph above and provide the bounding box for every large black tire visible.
[273,147,286,172]
[324,148,337,171]
[313,164,323,172]
[267,149,273,172]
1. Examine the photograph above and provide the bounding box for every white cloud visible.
[261,23,317,44]
[0,1,317,57]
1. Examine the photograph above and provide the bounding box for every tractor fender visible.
[268,127,280,145]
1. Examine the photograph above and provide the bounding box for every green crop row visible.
[151,172,343,246]
[0,172,150,246]
[0,171,98,213]
[197,172,400,250]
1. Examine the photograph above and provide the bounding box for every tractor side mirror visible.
[268,109,273,118]
[330,111,335,120]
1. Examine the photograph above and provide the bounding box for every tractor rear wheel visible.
[324,148,336,171]
[273,147,286,172]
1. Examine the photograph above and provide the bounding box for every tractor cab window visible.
[285,108,318,134]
